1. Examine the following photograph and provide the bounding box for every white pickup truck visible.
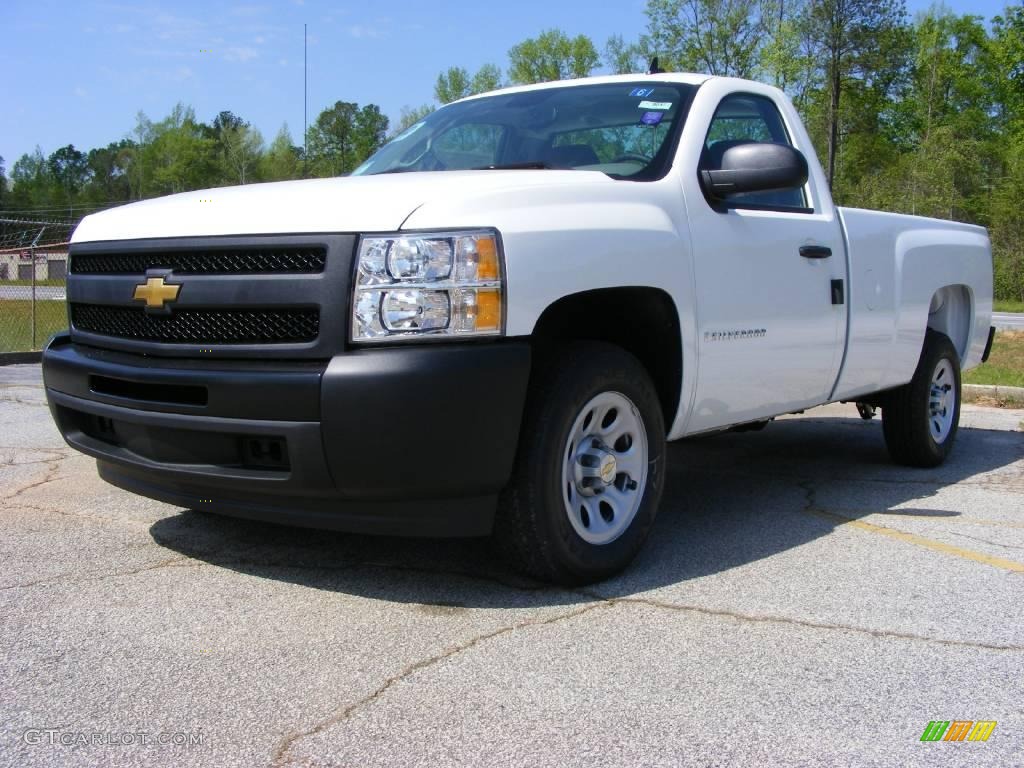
[43,73,994,584]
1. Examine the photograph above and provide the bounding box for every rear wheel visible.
[882,329,961,467]
[494,342,665,585]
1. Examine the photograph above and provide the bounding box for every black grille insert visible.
[70,246,327,275]
[90,375,208,406]
[71,304,320,345]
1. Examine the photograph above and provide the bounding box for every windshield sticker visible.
[638,100,673,110]
[640,111,664,126]
[629,87,656,97]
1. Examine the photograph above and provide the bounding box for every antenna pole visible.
[304,23,308,176]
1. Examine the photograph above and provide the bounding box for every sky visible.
[1,0,1017,172]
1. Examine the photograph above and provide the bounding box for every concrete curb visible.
[964,383,1024,400]
[0,352,43,366]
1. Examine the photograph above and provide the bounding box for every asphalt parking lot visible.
[2,363,1022,768]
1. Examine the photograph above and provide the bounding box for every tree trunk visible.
[827,56,841,190]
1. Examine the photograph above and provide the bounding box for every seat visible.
[546,144,600,168]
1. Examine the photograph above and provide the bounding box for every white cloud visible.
[224,46,259,62]
[231,4,269,17]
[153,12,206,41]
[74,87,89,98]
[348,24,382,39]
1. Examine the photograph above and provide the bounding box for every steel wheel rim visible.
[929,358,956,443]
[561,391,648,545]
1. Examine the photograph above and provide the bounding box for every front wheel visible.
[494,342,666,585]
[882,329,961,467]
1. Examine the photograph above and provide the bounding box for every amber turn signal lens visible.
[475,289,501,331]
[476,236,499,280]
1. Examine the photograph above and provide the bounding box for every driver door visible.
[684,92,846,433]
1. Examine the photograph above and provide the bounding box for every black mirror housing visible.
[700,143,809,199]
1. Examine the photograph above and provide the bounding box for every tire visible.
[494,341,666,585]
[882,329,961,468]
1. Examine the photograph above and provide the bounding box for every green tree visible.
[508,29,600,84]
[0,155,7,208]
[128,111,154,199]
[394,105,435,136]
[801,0,909,187]
[260,124,302,181]
[201,111,265,185]
[435,67,472,104]
[645,0,766,77]
[435,64,503,104]
[9,148,53,208]
[48,145,90,203]
[221,124,265,185]
[306,102,388,176]
[900,12,995,218]
[141,104,218,195]
[989,6,1024,301]
[991,139,1024,301]
[759,0,809,91]
[605,35,645,75]
[353,104,389,164]
[84,140,135,205]
[470,63,503,93]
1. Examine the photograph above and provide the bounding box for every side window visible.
[433,124,505,168]
[700,94,807,210]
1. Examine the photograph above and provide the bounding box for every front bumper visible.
[43,333,530,536]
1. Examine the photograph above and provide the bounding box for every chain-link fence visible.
[0,218,74,353]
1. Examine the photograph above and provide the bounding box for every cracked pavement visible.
[1,363,1022,767]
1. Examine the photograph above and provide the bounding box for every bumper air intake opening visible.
[90,375,208,406]
[240,436,290,470]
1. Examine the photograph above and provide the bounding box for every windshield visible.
[352,82,696,181]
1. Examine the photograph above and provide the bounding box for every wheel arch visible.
[529,287,683,430]
[926,284,973,363]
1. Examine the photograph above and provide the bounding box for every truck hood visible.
[71,170,614,243]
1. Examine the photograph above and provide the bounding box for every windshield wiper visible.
[471,161,553,171]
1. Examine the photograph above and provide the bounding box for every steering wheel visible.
[609,152,651,165]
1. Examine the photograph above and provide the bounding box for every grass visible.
[0,300,68,352]
[994,299,1024,313]
[2,279,66,287]
[964,331,1024,388]
[963,390,1024,408]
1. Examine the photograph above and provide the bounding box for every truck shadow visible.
[149,413,1024,608]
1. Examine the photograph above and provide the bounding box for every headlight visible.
[351,230,504,342]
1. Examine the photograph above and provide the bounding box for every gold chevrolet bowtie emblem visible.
[133,277,180,309]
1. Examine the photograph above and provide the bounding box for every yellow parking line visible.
[873,513,1024,531]
[806,509,1024,573]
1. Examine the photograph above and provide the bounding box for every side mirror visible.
[700,143,808,199]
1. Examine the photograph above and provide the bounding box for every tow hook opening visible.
[240,436,290,470]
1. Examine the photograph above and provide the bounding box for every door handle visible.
[800,245,832,259]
